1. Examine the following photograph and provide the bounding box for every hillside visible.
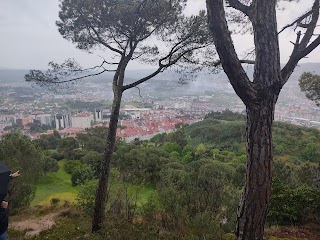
[5,113,320,239]
[185,111,320,164]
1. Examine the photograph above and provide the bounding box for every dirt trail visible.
[10,211,61,237]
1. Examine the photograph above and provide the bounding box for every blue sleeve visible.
[0,208,8,234]
[0,174,11,202]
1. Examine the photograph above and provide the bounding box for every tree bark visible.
[91,57,128,232]
[206,1,283,238]
[236,98,275,240]
[91,86,123,232]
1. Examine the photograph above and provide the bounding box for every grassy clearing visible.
[128,185,155,207]
[107,169,157,210]
[32,163,155,209]
[31,160,78,206]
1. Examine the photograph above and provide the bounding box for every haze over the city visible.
[1,0,319,70]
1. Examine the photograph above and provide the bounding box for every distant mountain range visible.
[1,63,320,97]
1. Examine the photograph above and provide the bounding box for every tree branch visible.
[281,0,320,84]
[122,67,163,91]
[278,9,313,34]
[122,46,189,91]
[206,0,256,105]
[299,1,319,49]
[26,69,112,85]
[97,56,120,65]
[25,60,117,86]
[212,59,255,67]
[300,34,320,56]
[135,86,143,98]
[122,41,209,91]
[163,45,207,68]
[110,33,126,51]
[88,26,124,55]
[226,0,251,17]
[76,7,125,56]
[157,34,193,67]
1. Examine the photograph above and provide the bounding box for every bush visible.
[268,179,320,225]
[51,198,60,205]
[64,160,84,174]
[222,233,236,240]
[50,151,64,161]
[76,180,98,215]
[71,165,96,186]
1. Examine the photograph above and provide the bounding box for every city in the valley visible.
[1,63,320,141]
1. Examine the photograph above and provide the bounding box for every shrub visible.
[71,165,95,186]
[222,233,236,240]
[76,180,98,215]
[268,179,320,225]
[51,198,60,205]
[64,160,84,174]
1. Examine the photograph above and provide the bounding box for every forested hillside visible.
[3,111,320,239]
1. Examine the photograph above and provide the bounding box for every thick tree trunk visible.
[206,1,281,238]
[236,99,276,240]
[206,0,320,238]
[92,87,123,232]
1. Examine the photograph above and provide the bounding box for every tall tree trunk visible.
[92,87,123,232]
[236,98,276,240]
[206,0,320,238]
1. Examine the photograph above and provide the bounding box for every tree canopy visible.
[299,72,320,105]
[25,0,213,87]
[0,133,43,209]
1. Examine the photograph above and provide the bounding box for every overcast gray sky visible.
[0,0,319,70]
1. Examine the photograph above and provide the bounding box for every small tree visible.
[195,143,207,159]
[43,156,59,175]
[299,72,320,105]
[0,133,43,209]
[25,0,213,232]
[206,0,320,239]
[57,137,79,159]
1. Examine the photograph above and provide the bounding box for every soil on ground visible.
[9,211,320,240]
[10,211,62,237]
[265,224,320,240]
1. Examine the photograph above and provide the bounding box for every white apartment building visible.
[55,113,72,130]
[0,121,12,131]
[0,115,16,123]
[35,114,53,126]
[94,109,103,122]
[71,112,93,129]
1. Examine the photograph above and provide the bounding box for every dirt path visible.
[10,211,61,237]
[265,224,320,240]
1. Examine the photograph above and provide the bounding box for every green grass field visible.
[31,161,156,209]
[31,160,78,206]
[128,185,156,207]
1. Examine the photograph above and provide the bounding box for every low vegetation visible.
[4,111,320,239]
[31,161,77,206]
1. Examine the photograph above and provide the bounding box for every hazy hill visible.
[1,63,320,98]
[0,69,29,85]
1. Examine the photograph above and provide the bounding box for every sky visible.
[0,0,319,70]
